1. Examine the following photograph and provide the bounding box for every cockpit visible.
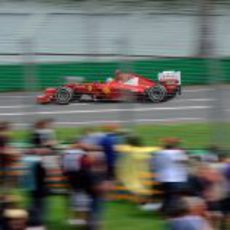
[112,71,139,86]
[106,70,139,86]
[123,77,138,86]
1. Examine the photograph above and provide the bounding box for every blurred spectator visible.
[62,140,108,230]
[204,145,221,163]
[79,125,121,180]
[189,163,228,229]
[189,146,221,164]
[152,137,189,216]
[187,162,208,198]
[62,146,91,226]
[221,157,230,229]
[30,118,57,153]
[0,121,10,189]
[98,125,121,180]
[0,122,19,229]
[21,144,49,227]
[79,127,105,148]
[3,209,28,230]
[87,150,109,230]
[0,121,19,188]
[62,146,86,190]
[168,196,214,230]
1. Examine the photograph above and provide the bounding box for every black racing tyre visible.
[146,85,167,103]
[55,87,73,105]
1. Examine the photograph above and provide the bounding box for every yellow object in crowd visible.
[116,145,161,195]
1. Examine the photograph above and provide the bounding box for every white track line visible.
[0,105,211,116]
[0,105,31,109]
[183,88,213,93]
[0,103,89,109]
[13,117,205,127]
[57,117,205,124]
[0,99,212,109]
[176,98,215,102]
[0,95,32,99]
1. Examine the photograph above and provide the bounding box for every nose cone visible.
[37,94,51,104]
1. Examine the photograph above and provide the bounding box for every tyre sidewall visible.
[147,85,167,103]
[55,87,73,105]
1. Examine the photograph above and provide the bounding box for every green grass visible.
[12,123,230,148]
[45,197,165,230]
[9,190,166,230]
[104,202,165,230]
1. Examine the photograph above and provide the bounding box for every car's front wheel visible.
[55,87,73,105]
[146,85,167,103]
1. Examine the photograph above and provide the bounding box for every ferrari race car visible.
[37,71,181,105]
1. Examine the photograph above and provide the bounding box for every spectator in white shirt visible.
[152,138,189,216]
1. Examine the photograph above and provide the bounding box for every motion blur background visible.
[0,1,230,229]
[0,0,229,148]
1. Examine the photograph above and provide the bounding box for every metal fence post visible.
[197,0,228,151]
[21,37,39,126]
[117,14,135,128]
[20,13,47,126]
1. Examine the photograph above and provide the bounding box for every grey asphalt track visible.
[0,86,229,128]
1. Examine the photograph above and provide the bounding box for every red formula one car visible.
[37,71,181,105]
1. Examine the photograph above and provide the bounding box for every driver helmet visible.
[115,69,123,81]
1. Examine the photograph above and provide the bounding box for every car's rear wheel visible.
[146,85,167,103]
[55,87,73,105]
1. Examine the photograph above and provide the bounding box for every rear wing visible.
[158,71,181,85]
